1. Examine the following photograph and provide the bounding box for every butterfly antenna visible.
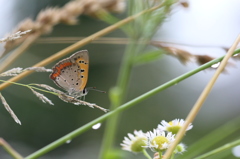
[87,87,106,93]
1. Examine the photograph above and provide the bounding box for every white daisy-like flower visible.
[174,143,186,154]
[158,119,193,134]
[145,129,175,152]
[120,130,147,153]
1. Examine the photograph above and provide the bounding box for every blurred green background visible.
[0,0,240,158]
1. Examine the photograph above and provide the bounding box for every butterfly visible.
[50,50,90,98]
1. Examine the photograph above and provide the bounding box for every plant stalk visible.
[0,138,23,159]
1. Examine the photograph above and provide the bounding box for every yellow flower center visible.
[174,144,185,154]
[151,136,168,150]
[169,121,174,125]
[131,137,147,152]
[168,122,181,134]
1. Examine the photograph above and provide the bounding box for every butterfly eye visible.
[82,88,88,95]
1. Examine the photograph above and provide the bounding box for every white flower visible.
[121,130,147,153]
[158,119,193,134]
[174,143,186,154]
[145,129,175,152]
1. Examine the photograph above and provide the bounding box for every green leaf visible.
[133,50,163,65]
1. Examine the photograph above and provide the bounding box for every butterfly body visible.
[50,50,89,98]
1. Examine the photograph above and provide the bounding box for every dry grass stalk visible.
[0,138,23,159]
[0,30,31,43]
[151,41,217,66]
[34,84,109,112]
[180,1,189,8]
[33,84,64,94]
[0,67,23,77]
[0,67,51,77]
[58,93,109,112]
[0,81,107,124]
[151,41,237,72]
[195,55,215,66]
[29,87,54,105]
[0,0,125,73]
[0,93,21,125]
[3,0,125,54]
[23,67,52,72]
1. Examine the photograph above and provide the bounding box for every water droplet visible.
[66,139,72,144]
[92,123,101,130]
[232,145,240,157]
[211,62,220,68]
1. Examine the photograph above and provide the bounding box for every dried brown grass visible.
[3,0,125,54]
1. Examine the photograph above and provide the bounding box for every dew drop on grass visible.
[66,139,72,144]
[211,62,220,68]
[232,145,240,157]
[92,123,101,130]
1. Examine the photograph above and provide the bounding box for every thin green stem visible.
[0,79,30,88]
[24,49,240,159]
[159,151,163,159]
[0,138,23,159]
[142,149,152,159]
[194,138,240,159]
[0,80,58,96]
